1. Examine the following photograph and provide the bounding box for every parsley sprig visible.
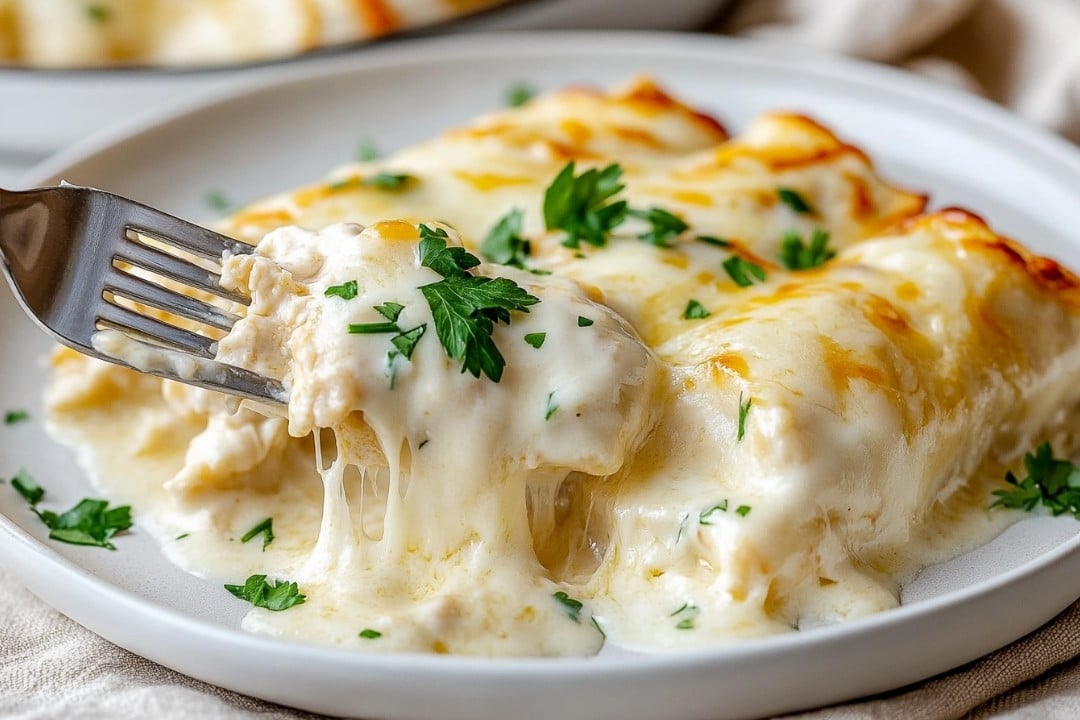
[9,470,132,550]
[779,229,835,270]
[991,442,1080,517]
[418,225,540,382]
[628,207,689,248]
[722,256,767,287]
[480,208,531,269]
[225,574,306,611]
[543,162,628,249]
[241,517,274,551]
[777,187,814,215]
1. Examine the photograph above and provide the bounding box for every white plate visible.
[5,32,1080,720]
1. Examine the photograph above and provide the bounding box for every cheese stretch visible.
[44,79,1080,656]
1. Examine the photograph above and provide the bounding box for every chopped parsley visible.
[577,316,594,327]
[480,208,531,269]
[417,225,540,382]
[205,190,231,213]
[224,574,306,611]
[683,299,711,320]
[675,512,691,543]
[777,187,814,215]
[240,517,274,551]
[545,392,559,421]
[543,162,628,248]
[362,172,415,192]
[670,603,700,630]
[735,505,752,517]
[357,140,381,162]
[553,591,584,623]
[722,256,767,288]
[85,5,110,22]
[11,469,43,505]
[991,442,1080,517]
[506,83,537,108]
[697,235,732,248]
[390,325,426,359]
[524,332,546,349]
[359,628,382,639]
[374,302,405,322]
[325,280,359,300]
[628,207,689,247]
[347,321,400,334]
[699,500,728,525]
[4,409,29,425]
[779,228,835,271]
[175,533,189,541]
[737,394,752,442]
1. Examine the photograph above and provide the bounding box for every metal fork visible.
[0,185,286,405]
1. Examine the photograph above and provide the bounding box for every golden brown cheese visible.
[0,0,507,67]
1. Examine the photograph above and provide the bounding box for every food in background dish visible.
[44,78,1080,655]
[0,0,508,68]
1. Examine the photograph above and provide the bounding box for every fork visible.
[0,185,286,405]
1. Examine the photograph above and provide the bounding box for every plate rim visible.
[6,29,1080,717]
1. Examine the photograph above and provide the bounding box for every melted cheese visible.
[0,0,506,67]
[43,79,1080,656]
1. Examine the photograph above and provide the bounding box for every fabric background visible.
[5,1,1080,717]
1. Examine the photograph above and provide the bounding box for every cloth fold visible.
[5,1,1080,718]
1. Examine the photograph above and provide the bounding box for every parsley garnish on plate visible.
[991,442,1080,517]
[777,187,814,215]
[683,299,710,320]
[670,603,700,630]
[10,470,132,550]
[240,517,274,551]
[722,256,767,288]
[553,591,584,623]
[543,162,628,249]
[359,628,382,639]
[417,225,540,382]
[737,394,752,442]
[348,301,427,388]
[629,207,689,248]
[325,280,359,300]
[506,83,537,108]
[735,505,752,517]
[524,332,546,349]
[577,316,594,327]
[779,229,835,270]
[480,208,531,269]
[4,409,29,425]
[225,574,306,611]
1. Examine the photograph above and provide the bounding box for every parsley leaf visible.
[86,5,110,22]
[722,256,767,287]
[683,299,710,320]
[628,207,689,247]
[40,499,132,550]
[363,172,415,192]
[699,501,728,525]
[506,83,536,108]
[11,469,43,505]
[738,394,752,442]
[991,442,1080,517]
[545,392,559,421]
[670,603,700,630]
[390,324,426,359]
[735,505,752,517]
[553,591,584,623]
[240,517,274,551]
[779,228,835,270]
[205,190,231,213]
[777,188,814,215]
[480,208,531,269]
[359,628,382,639]
[524,332,546,349]
[357,140,381,162]
[543,162,628,248]
[225,574,306,612]
[4,409,29,425]
[697,235,732,248]
[418,228,540,382]
[325,280,359,300]
[577,316,594,327]
[374,302,405,322]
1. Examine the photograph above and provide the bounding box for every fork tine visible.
[114,238,248,305]
[105,268,241,332]
[125,203,253,263]
[97,302,217,359]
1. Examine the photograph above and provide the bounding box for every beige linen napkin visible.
[6,2,1080,718]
